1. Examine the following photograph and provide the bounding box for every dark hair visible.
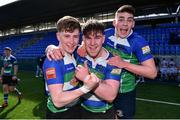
[4,47,12,51]
[56,16,81,32]
[115,5,135,17]
[82,19,104,37]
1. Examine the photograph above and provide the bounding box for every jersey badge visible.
[46,68,56,80]
[142,46,150,54]
[111,68,121,75]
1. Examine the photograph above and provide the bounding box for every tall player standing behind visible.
[0,47,21,108]
[105,5,157,118]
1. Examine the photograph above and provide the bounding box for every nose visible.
[90,38,95,45]
[123,20,128,26]
[69,37,75,44]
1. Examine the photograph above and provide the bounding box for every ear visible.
[132,20,135,28]
[113,19,116,27]
[82,35,85,41]
[102,35,105,43]
[56,32,61,42]
[82,35,87,47]
[82,35,86,44]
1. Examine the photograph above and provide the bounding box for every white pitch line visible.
[136,98,180,106]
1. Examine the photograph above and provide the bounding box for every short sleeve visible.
[43,58,64,85]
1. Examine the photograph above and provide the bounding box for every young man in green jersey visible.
[0,47,21,108]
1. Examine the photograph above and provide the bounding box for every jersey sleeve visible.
[104,64,121,81]
[0,57,4,68]
[43,58,64,85]
[13,57,18,65]
[133,36,153,63]
[103,28,115,47]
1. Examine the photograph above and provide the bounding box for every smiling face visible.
[84,32,105,59]
[4,49,11,57]
[113,12,135,38]
[56,29,80,54]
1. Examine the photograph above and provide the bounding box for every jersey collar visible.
[85,48,109,68]
[64,53,76,66]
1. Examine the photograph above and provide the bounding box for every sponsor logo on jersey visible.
[142,46,150,54]
[70,78,79,86]
[46,68,56,79]
[111,68,121,75]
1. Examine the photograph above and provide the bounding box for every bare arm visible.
[1,67,4,76]
[48,84,84,108]
[108,56,157,79]
[14,65,18,76]
[123,59,157,79]
[49,75,99,108]
[93,79,119,103]
[75,62,120,103]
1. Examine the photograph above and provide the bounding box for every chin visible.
[119,34,128,38]
[89,53,98,58]
[66,49,74,54]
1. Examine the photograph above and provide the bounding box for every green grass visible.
[135,82,180,119]
[0,71,46,119]
[0,71,180,119]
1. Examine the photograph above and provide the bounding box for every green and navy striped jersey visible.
[104,28,153,93]
[76,49,121,113]
[2,55,17,76]
[43,54,80,113]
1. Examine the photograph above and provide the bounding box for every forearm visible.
[14,65,18,76]
[51,88,84,108]
[93,80,119,103]
[122,59,157,79]
[1,68,4,76]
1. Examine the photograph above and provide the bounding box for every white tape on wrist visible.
[79,85,91,93]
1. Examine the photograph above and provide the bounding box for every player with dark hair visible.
[0,47,21,108]
[75,19,121,119]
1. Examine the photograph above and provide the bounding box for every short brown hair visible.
[115,5,135,17]
[82,19,104,37]
[56,16,81,32]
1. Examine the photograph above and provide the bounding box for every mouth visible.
[67,44,76,49]
[120,28,128,34]
[88,46,98,52]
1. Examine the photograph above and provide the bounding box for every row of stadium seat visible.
[0,23,180,58]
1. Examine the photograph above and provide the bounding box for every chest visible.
[3,59,13,67]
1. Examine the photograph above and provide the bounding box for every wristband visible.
[79,85,91,93]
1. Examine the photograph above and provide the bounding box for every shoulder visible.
[104,28,115,37]
[129,32,146,43]
[43,58,64,68]
[10,55,17,60]
[10,55,17,62]
[129,32,149,48]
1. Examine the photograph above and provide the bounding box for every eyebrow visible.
[118,16,134,19]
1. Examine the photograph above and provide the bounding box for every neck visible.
[6,55,10,58]
[93,48,106,61]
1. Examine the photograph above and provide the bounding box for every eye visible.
[95,36,101,40]
[118,18,124,22]
[127,19,133,23]
[64,34,70,38]
[73,35,79,39]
